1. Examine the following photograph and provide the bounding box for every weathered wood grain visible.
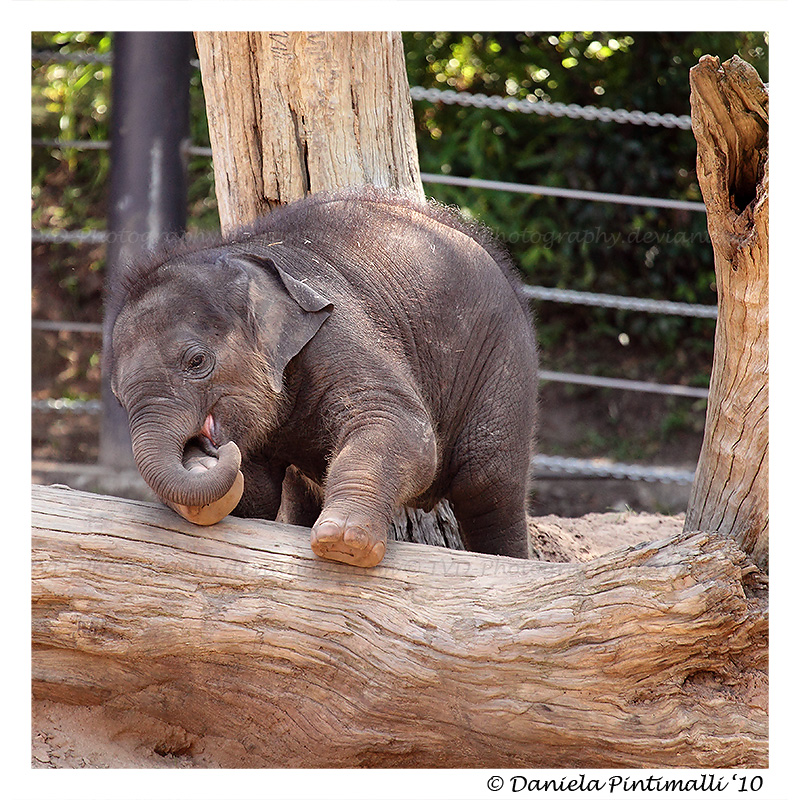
[194,29,459,549]
[32,484,767,768]
[194,31,424,232]
[685,56,769,569]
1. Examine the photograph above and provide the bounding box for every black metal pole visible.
[100,31,193,471]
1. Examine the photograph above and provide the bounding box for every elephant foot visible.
[311,511,387,568]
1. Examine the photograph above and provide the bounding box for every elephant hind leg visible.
[453,496,530,559]
[447,448,532,559]
[234,458,285,519]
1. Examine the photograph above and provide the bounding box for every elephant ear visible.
[221,254,334,394]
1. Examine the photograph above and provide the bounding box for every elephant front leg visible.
[311,419,437,567]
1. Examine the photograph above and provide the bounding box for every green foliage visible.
[186,64,219,230]
[32,31,768,374]
[403,31,768,356]
[31,31,220,323]
[32,32,219,236]
[32,32,112,232]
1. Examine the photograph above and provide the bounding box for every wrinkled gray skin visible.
[109,189,538,567]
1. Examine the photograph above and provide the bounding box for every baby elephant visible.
[108,189,538,567]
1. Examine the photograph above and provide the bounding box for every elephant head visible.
[109,251,333,520]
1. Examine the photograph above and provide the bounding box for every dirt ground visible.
[32,509,683,769]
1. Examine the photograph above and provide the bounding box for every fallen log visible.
[32,484,767,768]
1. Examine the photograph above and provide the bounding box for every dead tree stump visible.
[194,30,456,547]
[685,56,769,570]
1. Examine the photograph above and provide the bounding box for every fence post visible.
[99,32,193,470]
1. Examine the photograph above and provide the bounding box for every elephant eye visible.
[182,347,214,377]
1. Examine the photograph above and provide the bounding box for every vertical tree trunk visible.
[684,56,768,569]
[193,31,458,546]
[194,31,424,234]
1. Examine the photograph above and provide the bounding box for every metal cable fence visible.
[32,50,711,486]
[31,394,699,485]
[409,85,693,129]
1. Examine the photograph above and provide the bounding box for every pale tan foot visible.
[311,511,387,567]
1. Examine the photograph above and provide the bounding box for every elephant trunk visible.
[129,404,242,509]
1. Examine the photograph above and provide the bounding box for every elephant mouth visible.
[185,412,224,461]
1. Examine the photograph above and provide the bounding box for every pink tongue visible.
[201,414,217,446]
